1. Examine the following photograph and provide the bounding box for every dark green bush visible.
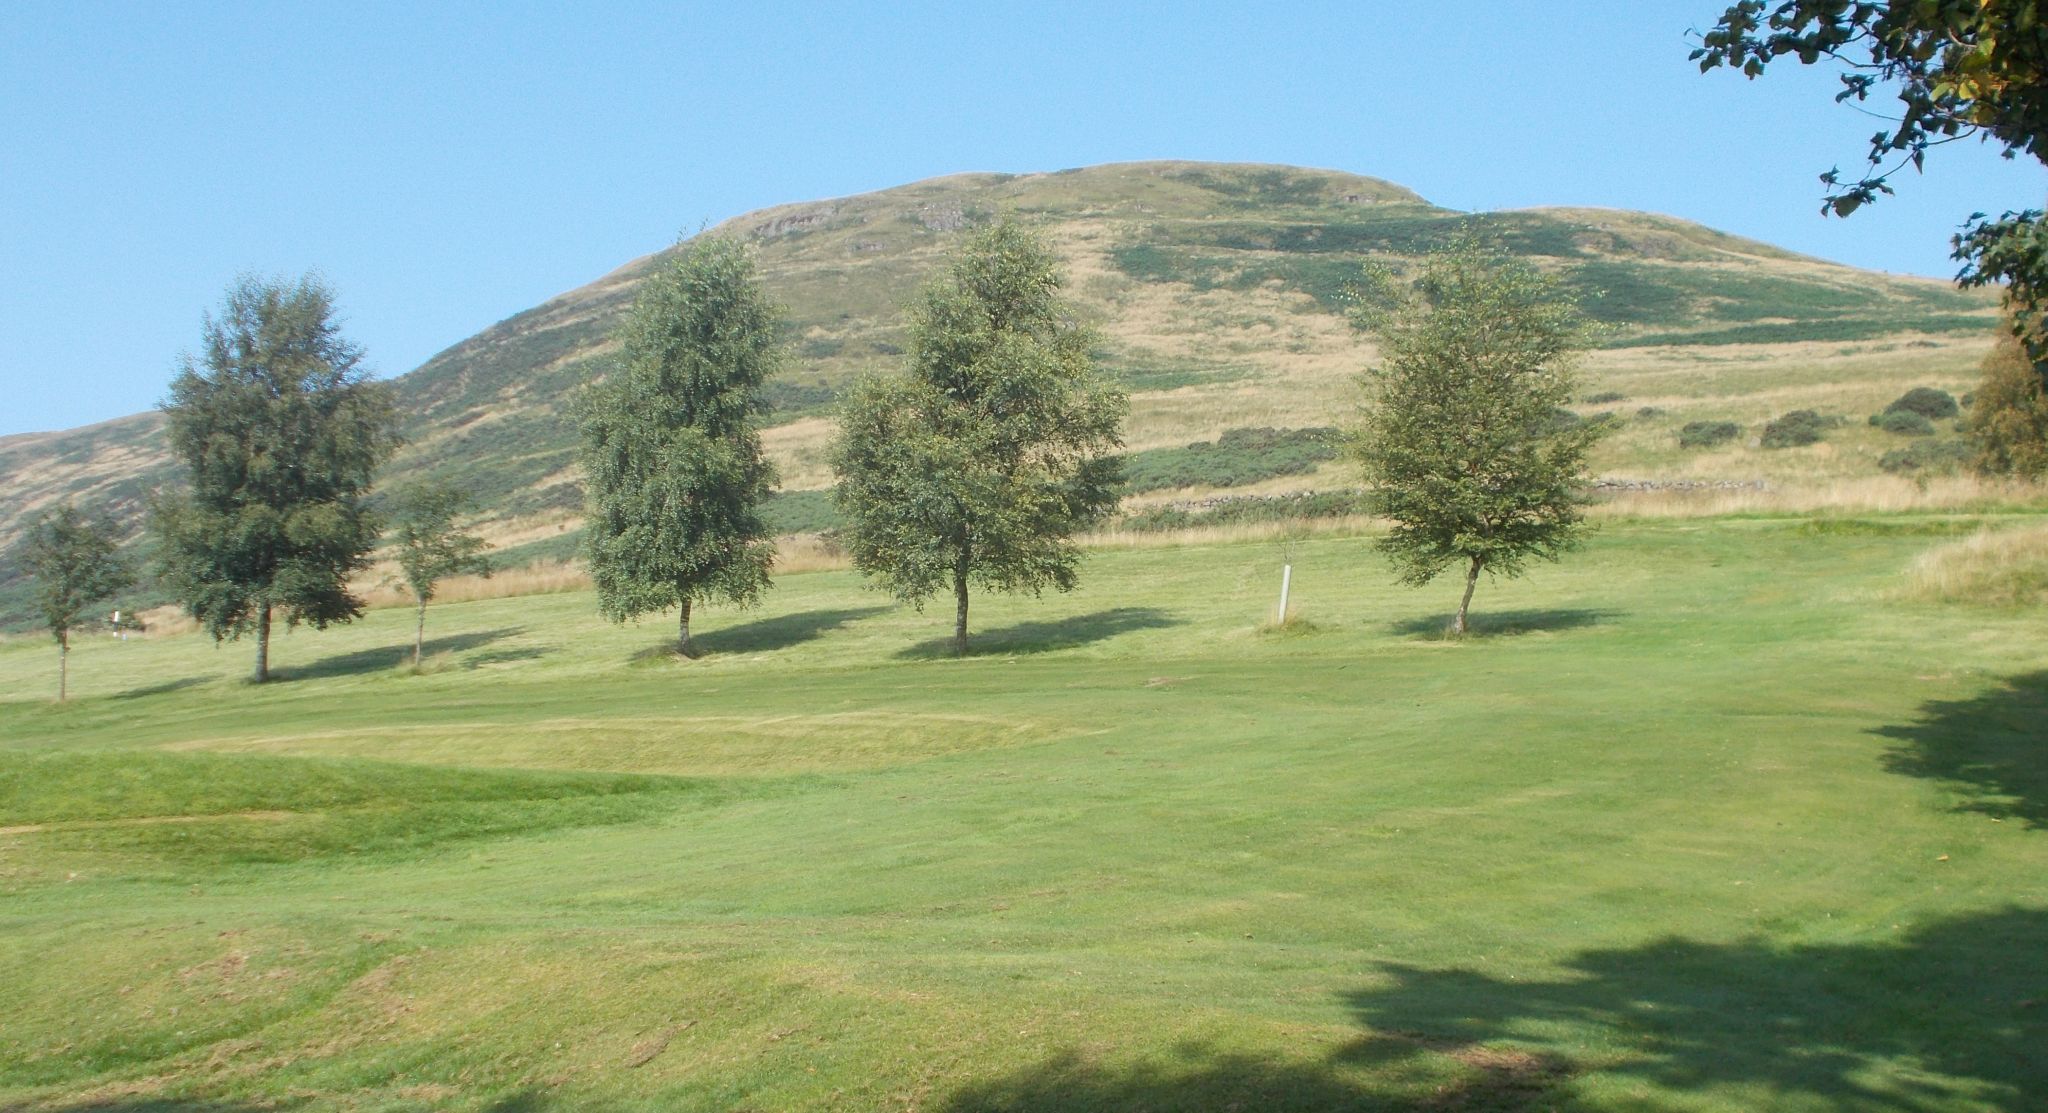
[1883,386,1960,420]
[1542,408,1621,432]
[1872,409,1937,436]
[1761,410,1828,449]
[1120,490,1374,531]
[762,379,838,416]
[760,489,840,534]
[1583,390,1627,404]
[1879,439,1973,475]
[1122,427,1340,494]
[1636,406,1666,419]
[1678,420,1741,448]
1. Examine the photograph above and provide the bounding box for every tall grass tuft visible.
[1901,523,2048,605]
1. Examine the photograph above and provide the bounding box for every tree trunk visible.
[952,561,971,657]
[414,597,427,667]
[57,630,68,702]
[678,596,693,655]
[253,602,272,683]
[1453,555,1483,636]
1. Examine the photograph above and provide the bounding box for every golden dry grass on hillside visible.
[1899,522,2048,605]
[354,535,854,613]
[1588,475,2037,518]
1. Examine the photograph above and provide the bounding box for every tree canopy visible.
[831,220,1126,655]
[1693,2,2048,358]
[1350,237,1604,636]
[577,236,780,654]
[153,274,399,682]
[23,504,133,700]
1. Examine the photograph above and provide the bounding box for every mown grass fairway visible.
[3,518,2045,1111]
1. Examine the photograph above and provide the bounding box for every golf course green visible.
[2,516,2043,1111]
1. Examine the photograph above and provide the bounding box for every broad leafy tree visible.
[1350,238,1604,636]
[154,274,399,683]
[831,220,1126,656]
[1973,328,2048,479]
[23,504,133,701]
[1694,3,2048,365]
[578,236,779,654]
[389,482,493,666]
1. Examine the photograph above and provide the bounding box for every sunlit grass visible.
[1,516,2044,1109]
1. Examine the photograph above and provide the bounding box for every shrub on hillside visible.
[762,379,838,415]
[1635,406,1666,420]
[1760,410,1829,448]
[760,489,840,534]
[1546,408,1620,434]
[1583,390,1627,404]
[1120,490,1374,531]
[1883,386,1960,420]
[1677,420,1740,448]
[1879,438,1972,475]
[1871,409,1937,436]
[1122,427,1340,494]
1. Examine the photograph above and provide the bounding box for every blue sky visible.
[4,1,2043,437]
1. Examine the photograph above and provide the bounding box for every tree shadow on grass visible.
[1876,669,2048,829]
[464,646,551,669]
[1338,906,2046,1111]
[700,605,891,654]
[941,907,2046,1111]
[109,676,211,700]
[939,1043,1571,1112]
[896,607,1181,659]
[277,627,528,681]
[477,1092,551,1113]
[44,1099,308,1112]
[1390,608,1621,640]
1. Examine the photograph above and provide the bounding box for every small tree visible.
[153,274,399,682]
[832,220,1126,655]
[1972,329,2048,479]
[23,505,134,701]
[1351,238,1604,635]
[578,236,780,654]
[389,482,492,667]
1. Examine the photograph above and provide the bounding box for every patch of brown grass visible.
[775,533,851,574]
[355,537,848,613]
[1899,522,2048,605]
[1082,515,1379,550]
[1589,475,2038,518]
[136,605,199,639]
[359,560,591,611]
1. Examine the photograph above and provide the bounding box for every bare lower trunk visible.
[1453,555,1483,636]
[952,561,970,657]
[678,596,693,654]
[253,603,272,683]
[414,598,427,667]
[57,631,68,702]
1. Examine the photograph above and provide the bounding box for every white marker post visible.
[1276,564,1292,625]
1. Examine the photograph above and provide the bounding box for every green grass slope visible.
[0,161,2004,628]
[1,517,2043,1109]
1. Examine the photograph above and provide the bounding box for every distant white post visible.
[1276,564,1292,624]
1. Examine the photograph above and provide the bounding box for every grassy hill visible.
[1,516,2043,1109]
[0,161,2005,627]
